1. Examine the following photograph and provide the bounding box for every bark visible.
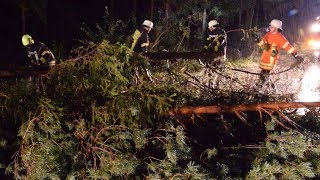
[150,0,154,20]
[201,8,207,40]
[169,102,320,116]
[165,0,169,27]
[132,0,137,21]
[238,0,242,28]
[110,0,115,21]
[21,8,25,34]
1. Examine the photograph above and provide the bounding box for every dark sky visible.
[1,0,150,65]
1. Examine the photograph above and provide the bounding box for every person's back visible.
[129,20,154,83]
[22,34,56,67]
[130,20,153,53]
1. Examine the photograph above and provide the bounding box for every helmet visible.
[22,34,34,46]
[208,20,219,28]
[142,20,153,29]
[269,19,282,30]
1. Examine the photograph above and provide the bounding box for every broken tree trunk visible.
[143,51,223,61]
[169,102,320,116]
[0,65,51,78]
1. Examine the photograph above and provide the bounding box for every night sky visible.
[1,0,150,65]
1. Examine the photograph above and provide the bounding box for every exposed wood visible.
[169,102,320,116]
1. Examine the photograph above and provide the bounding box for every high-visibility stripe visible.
[41,50,51,56]
[141,42,149,47]
[130,30,142,51]
[288,47,295,53]
[258,40,264,46]
[259,56,276,70]
[259,63,273,70]
[282,42,289,49]
[270,56,275,66]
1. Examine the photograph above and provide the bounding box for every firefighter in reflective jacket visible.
[130,20,154,83]
[205,20,227,62]
[256,19,303,88]
[130,20,153,53]
[22,34,56,67]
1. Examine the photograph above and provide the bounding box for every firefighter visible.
[130,20,153,53]
[255,19,304,90]
[205,20,227,63]
[22,34,56,67]
[130,20,154,83]
[201,20,228,88]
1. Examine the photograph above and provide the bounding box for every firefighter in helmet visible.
[130,20,153,53]
[22,34,56,67]
[255,19,304,90]
[205,20,227,63]
[130,20,154,83]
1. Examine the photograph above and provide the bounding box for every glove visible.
[292,53,304,63]
[271,49,278,57]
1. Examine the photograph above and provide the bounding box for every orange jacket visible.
[257,32,296,70]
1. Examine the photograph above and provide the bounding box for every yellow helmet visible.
[22,34,34,46]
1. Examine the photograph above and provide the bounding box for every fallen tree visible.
[169,102,320,115]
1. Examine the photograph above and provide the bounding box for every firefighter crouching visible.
[255,19,304,89]
[130,20,154,83]
[22,34,56,90]
[22,34,56,68]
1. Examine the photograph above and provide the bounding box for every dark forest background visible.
[1,0,320,65]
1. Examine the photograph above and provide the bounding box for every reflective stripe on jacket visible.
[130,29,150,53]
[258,32,296,70]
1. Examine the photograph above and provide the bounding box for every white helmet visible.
[142,20,153,29]
[270,19,282,30]
[208,20,219,28]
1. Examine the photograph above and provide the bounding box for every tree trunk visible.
[238,0,242,28]
[150,0,154,20]
[201,8,207,41]
[132,0,137,21]
[21,8,26,34]
[169,102,320,115]
[246,0,257,28]
[165,0,169,27]
[110,0,115,21]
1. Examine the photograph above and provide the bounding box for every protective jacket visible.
[26,42,55,66]
[206,28,227,54]
[258,32,296,70]
[130,28,150,53]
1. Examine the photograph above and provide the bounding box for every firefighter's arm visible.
[40,44,56,66]
[257,35,270,50]
[257,40,270,50]
[140,33,150,53]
